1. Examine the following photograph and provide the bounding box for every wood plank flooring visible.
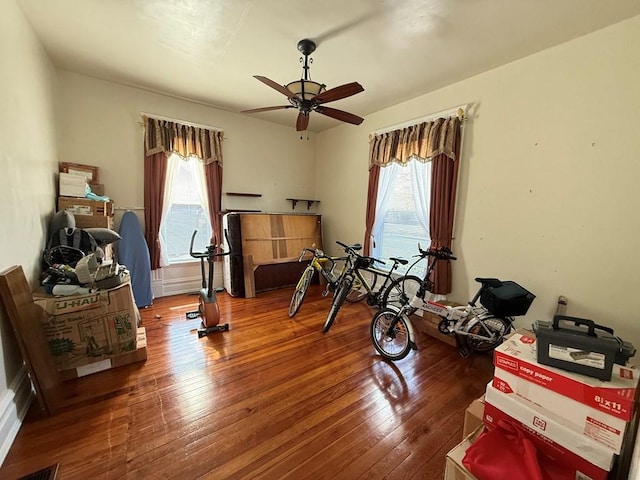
[0,285,493,480]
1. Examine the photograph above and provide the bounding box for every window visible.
[159,153,212,265]
[373,161,431,278]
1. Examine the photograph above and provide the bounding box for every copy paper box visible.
[493,367,628,452]
[484,383,616,474]
[482,400,611,480]
[494,331,638,421]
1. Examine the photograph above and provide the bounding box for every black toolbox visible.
[535,315,636,381]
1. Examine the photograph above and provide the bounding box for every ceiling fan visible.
[242,39,365,131]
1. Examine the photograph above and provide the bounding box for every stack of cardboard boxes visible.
[57,162,114,230]
[446,330,639,479]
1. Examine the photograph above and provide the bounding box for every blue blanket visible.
[117,211,153,308]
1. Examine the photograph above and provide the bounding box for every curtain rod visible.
[140,112,224,132]
[371,104,468,136]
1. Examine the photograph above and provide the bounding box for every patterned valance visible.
[143,116,223,165]
[369,116,461,169]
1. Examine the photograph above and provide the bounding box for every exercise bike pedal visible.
[197,322,230,338]
[185,310,200,320]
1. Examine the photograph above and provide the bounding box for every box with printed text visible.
[484,383,615,479]
[493,366,628,452]
[494,331,638,421]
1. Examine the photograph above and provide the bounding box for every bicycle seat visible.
[474,277,503,287]
[390,257,408,266]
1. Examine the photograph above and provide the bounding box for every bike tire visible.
[346,270,378,303]
[381,275,422,309]
[463,316,512,352]
[288,267,314,317]
[323,276,353,333]
[370,308,413,361]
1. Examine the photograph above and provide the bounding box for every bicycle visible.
[322,241,421,334]
[370,245,535,360]
[289,243,421,322]
[288,246,348,317]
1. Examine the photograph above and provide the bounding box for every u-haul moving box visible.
[34,282,139,372]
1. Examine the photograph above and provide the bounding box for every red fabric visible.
[463,421,547,480]
[463,421,577,480]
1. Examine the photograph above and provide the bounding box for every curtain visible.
[143,151,167,270]
[370,163,399,260]
[429,119,462,294]
[409,159,432,240]
[363,165,380,256]
[204,160,223,249]
[143,116,224,269]
[158,155,180,267]
[365,114,462,294]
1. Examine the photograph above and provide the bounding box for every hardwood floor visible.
[0,285,493,480]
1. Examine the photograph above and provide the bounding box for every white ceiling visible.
[16,0,640,132]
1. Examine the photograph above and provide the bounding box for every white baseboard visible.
[0,367,33,466]
[151,267,224,299]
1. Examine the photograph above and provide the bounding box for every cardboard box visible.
[59,162,99,183]
[89,183,105,196]
[484,383,616,474]
[34,282,139,372]
[58,196,114,216]
[463,396,485,438]
[411,300,460,348]
[74,215,114,229]
[444,426,482,480]
[493,366,628,452]
[482,402,612,480]
[494,331,638,421]
[58,327,147,381]
[59,172,89,197]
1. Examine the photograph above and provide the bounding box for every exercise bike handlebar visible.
[189,230,231,259]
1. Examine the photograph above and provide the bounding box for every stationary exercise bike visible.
[186,230,230,337]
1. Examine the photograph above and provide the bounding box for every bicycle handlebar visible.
[417,244,457,261]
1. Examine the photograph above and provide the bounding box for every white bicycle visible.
[370,245,535,360]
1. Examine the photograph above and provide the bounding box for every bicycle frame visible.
[295,249,347,294]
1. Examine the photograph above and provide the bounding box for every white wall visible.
[316,16,640,351]
[55,72,318,293]
[56,72,318,220]
[0,0,59,463]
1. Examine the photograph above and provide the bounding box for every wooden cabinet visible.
[223,213,322,298]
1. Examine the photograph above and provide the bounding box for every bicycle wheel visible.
[462,316,512,352]
[381,275,422,308]
[323,276,353,333]
[288,267,314,317]
[346,270,378,303]
[370,308,412,361]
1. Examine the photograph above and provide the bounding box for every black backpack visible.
[44,228,102,267]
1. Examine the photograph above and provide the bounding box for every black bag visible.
[480,280,535,317]
[44,227,102,267]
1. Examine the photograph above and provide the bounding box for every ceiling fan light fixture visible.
[285,80,326,101]
[244,38,364,131]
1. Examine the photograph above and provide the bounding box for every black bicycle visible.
[322,241,421,333]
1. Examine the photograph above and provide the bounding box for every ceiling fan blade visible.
[315,106,364,125]
[313,82,364,104]
[241,105,293,114]
[296,112,310,131]
[254,75,298,100]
